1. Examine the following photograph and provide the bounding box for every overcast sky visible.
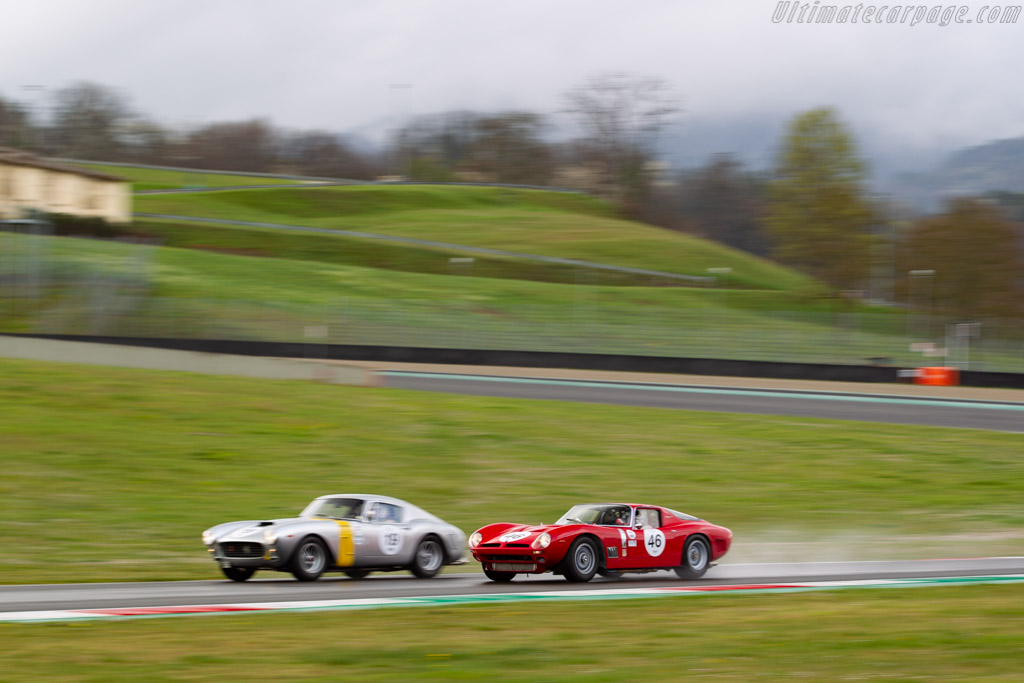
[2,0,1022,172]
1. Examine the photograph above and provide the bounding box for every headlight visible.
[532,532,551,549]
[202,531,216,546]
[264,530,278,544]
[468,532,482,548]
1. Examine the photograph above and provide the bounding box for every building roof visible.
[0,147,126,182]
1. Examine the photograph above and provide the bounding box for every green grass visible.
[3,585,1023,680]
[127,217,678,287]
[1,357,1021,584]
[71,163,317,192]
[134,185,815,290]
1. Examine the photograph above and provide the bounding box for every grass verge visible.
[0,357,1021,584]
[2,585,1023,680]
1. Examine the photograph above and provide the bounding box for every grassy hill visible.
[133,185,816,291]
[72,162,321,192]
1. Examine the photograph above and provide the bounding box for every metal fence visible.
[2,231,1023,372]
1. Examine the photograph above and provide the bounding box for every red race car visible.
[469,503,731,583]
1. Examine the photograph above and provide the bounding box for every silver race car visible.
[202,494,467,581]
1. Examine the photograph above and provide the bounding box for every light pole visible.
[707,267,733,349]
[20,85,46,146]
[388,84,413,179]
[909,269,935,341]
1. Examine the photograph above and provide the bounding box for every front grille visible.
[482,554,533,562]
[479,543,501,547]
[505,543,530,547]
[220,542,264,558]
[492,562,537,572]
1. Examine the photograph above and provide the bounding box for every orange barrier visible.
[914,366,960,386]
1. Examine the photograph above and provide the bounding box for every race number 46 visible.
[644,529,666,557]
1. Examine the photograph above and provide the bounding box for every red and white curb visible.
[3,575,1022,623]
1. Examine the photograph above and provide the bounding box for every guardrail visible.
[5,334,1022,388]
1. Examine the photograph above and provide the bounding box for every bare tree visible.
[562,73,680,208]
[48,82,136,159]
[0,96,35,150]
[182,119,279,172]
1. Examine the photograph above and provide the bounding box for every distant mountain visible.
[889,137,1024,212]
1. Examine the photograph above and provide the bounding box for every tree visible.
[0,96,36,150]
[47,82,135,159]
[766,108,874,290]
[182,119,279,172]
[900,198,1023,317]
[281,131,378,179]
[562,73,680,210]
[674,155,769,256]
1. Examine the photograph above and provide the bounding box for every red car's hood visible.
[479,524,557,544]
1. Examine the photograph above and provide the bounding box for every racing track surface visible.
[3,558,1023,613]
[382,371,1024,432]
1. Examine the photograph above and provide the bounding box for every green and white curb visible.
[3,575,1022,623]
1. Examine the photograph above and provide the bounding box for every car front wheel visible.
[221,565,256,582]
[563,537,598,582]
[674,535,711,579]
[290,537,329,581]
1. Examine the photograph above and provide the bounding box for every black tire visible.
[410,536,445,579]
[290,536,329,581]
[483,567,516,582]
[674,535,711,580]
[344,569,371,580]
[562,537,599,583]
[597,568,623,580]
[221,565,256,582]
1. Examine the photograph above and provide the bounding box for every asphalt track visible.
[3,558,1022,614]
[383,371,1024,432]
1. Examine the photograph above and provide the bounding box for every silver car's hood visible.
[207,517,315,542]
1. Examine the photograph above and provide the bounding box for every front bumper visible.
[471,545,561,573]
[207,541,287,569]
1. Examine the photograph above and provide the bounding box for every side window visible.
[376,503,403,524]
[637,509,661,529]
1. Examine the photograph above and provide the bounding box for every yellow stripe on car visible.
[314,519,355,567]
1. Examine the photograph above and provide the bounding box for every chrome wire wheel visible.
[411,537,444,578]
[299,540,326,574]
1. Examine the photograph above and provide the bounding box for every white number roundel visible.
[644,529,666,557]
[380,530,403,556]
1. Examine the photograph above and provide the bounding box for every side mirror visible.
[633,522,643,530]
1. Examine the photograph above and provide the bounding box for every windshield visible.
[302,497,365,520]
[556,504,633,527]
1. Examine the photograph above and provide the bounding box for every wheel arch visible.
[294,533,336,567]
[682,532,712,564]
[569,532,603,568]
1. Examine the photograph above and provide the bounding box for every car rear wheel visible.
[563,538,598,582]
[221,566,255,582]
[410,536,445,578]
[290,537,328,581]
[483,567,516,582]
[674,535,711,580]
[344,569,371,580]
